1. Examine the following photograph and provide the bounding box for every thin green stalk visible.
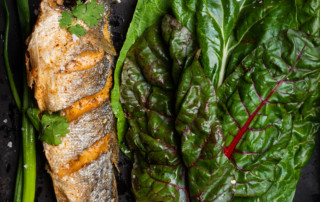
[21,81,36,202]
[3,0,38,201]
[16,0,30,40]
[3,0,21,111]
[16,0,37,201]
[13,152,23,202]
[3,1,24,202]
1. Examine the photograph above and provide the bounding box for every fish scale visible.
[26,0,118,201]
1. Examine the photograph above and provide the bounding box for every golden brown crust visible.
[64,50,105,73]
[62,70,113,122]
[27,0,118,201]
[57,133,112,177]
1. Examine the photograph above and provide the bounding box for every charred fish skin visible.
[26,0,118,201]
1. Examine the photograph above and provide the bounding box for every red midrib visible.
[224,81,282,158]
[224,45,306,158]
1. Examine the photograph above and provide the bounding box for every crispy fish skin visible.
[26,0,115,112]
[46,101,118,201]
[26,0,118,201]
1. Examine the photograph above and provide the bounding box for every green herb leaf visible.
[59,0,104,36]
[68,24,87,36]
[40,112,69,146]
[59,11,73,29]
[73,0,104,27]
[27,108,69,146]
[71,0,87,20]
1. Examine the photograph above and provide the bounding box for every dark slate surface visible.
[0,0,319,201]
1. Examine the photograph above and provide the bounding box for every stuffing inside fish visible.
[26,0,118,201]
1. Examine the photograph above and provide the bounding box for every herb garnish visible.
[27,108,70,146]
[59,0,105,37]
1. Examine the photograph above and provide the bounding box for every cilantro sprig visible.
[27,108,70,146]
[59,0,105,37]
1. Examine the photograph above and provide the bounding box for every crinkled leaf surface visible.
[120,15,195,201]
[116,0,320,201]
[175,54,235,201]
[225,0,320,80]
[113,0,320,157]
[175,30,320,201]
[197,0,320,87]
[111,0,174,156]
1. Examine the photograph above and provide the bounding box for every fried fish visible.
[26,0,118,201]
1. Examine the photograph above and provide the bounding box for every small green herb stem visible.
[3,0,22,111]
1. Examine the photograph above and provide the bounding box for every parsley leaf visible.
[68,24,87,36]
[27,108,70,146]
[59,11,73,29]
[73,0,104,27]
[40,112,69,145]
[59,0,105,36]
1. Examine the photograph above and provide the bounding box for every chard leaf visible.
[115,0,320,200]
[226,0,320,79]
[176,30,320,200]
[162,15,196,84]
[176,53,235,201]
[120,15,195,200]
[111,0,174,157]
[197,0,301,87]
[224,30,320,200]
[113,0,320,157]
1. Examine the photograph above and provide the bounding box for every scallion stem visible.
[3,0,37,201]
[16,0,37,201]
[3,1,25,202]
[3,0,21,111]
[21,82,36,202]
[13,152,23,202]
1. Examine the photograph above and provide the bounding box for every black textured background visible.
[0,0,319,201]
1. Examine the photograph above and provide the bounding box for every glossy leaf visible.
[120,15,195,201]
[226,0,320,79]
[113,0,320,157]
[176,30,320,201]
[175,53,236,201]
[116,0,320,201]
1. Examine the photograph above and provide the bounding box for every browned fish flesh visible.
[25,0,118,201]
